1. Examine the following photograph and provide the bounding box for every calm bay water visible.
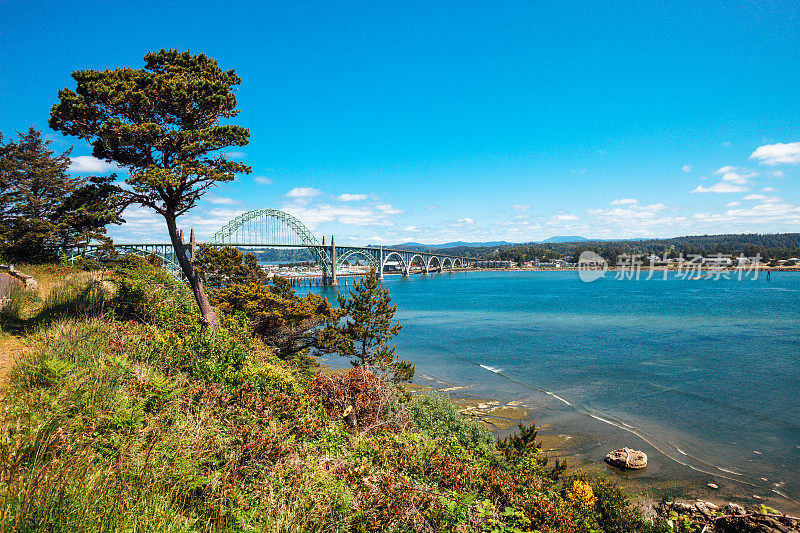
[315,270,800,505]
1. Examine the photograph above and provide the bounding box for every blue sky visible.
[2,1,799,244]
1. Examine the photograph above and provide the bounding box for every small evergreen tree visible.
[320,269,414,383]
[497,422,567,481]
[0,128,123,262]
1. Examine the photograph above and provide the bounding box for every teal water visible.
[315,271,800,504]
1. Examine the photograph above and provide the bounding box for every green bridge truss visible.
[69,209,473,283]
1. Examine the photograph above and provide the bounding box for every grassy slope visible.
[0,260,663,532]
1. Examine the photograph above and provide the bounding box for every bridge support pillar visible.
[378,246,384,280]
[330,235,337,286]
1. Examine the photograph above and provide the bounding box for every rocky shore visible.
[661,499,799,533]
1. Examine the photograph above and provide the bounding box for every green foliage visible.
[49,48,253,335]
[665,510,699,532]
[488,233,800,264]
[195,243,269,290]
[49,49,250,219]
[0,128,124,262]
[758,503,779,515]
[408,394,493,452]
[196,245,340,368]
[320,269,414,383]
[592,477,666,533]
[496,423,567,481]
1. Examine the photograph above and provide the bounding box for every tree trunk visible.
[165,214,218,340]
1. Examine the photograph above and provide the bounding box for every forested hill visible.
[489,233,800,264]
[213,233,800,265]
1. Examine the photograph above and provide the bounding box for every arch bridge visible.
[72,209,476,284]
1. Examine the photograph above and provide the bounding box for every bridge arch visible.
[381,251,408,276]
[426,256,441,273]
[454,258,463,268]
[210,209,332,277]
[442,257,453,270]
[337,248,379,269]
[408,254,426,273]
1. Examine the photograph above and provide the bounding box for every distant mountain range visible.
[389,236,665,249]
[392,236,591,248]
[539,236,589,243]
[393,240,515,249]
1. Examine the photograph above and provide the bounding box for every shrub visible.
[407,394,493,452]
[307,367,411,434]
[592,477,666,533]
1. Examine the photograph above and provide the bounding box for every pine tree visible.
[0,128,78,261]
[320,269,414,383]
[0,128,124,262]
[496,422,567,480]
[49,49,251,339]
[58,174,127,253]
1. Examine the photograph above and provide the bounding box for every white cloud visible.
[761,187,776,192]
[68,155,119,173]
[713,166,757,185]
[376,204,402,215]
[286,187,322,199]
[750,142,800,165]
[743,194,766,201]
[692,182,748,193]
[772,170,784,177]
[682,165,692,173]
[512,204,531,210]
[253,176,273,185]
[611,198,637,205]
[206,195,238,205]
[282,203,395,228]
[588,203,666,220]
[404,226,419,232]
[457,217,474,224]
[226,151,247,159]
[551,214,578,221]
[726,202,800,222]
[338,193,368,202]
[726,201,741,207]
[715,165,736,175]
[582,201,679,236]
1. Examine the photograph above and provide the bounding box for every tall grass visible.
[0,284,29,322]
[1,318,204,532]
[36,277,108,324]
[0,274,109,332]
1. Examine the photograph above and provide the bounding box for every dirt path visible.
[0,335,25,390]
[0,273,26,390]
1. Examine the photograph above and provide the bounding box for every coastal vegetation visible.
[49,48,252,338]
[0,258,669,532]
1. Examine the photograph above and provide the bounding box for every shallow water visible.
[315,270,800,505]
